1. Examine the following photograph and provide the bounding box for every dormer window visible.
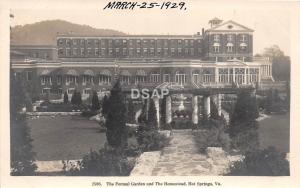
[213,34,220,41]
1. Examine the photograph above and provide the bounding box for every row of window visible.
[58,38,202,47]
[213,34,249,42]
[58,47,202,57]
[212,43,248,53]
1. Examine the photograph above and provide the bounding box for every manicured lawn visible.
[28,116,106,161]
[258,113,290,153]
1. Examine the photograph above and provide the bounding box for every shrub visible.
[230,123,260,153]
[136,125,170,152]
[227,147,290,176]
[194,119,231,153]
[63,146,134,176]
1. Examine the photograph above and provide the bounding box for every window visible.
[82,75,93,85]
[123,48,127,55]
[164,48,168,56]
[241,34,247,42]
[175,71,186,85]
[41,76,52,85]
[150,74,160,83]
[95,48,99,56]
[190,40,194,46]
[227,43,233,52]
[213,34,220,41]
[72,40,77,45]
[214,46,219,53]
[42,88,51,94]
[227,34,233,41]
[129,48,134,56]
[26,71,32,81]
[135,76,147,84]
[157,48,162,56]
[67,88,75,95]
[190,48,194,56]
[65,75,77,85]
[83,88,91,95]
[57,75,62,85]
[80,39,85,45]
[58,48,64,55]
[80,48,85,56]
[171,48,175,56]
[66,48,71,56]
[72,48,78,56]
[99,75,111,85]
[58,39,64,46]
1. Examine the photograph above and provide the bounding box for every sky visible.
[8,0,293,55]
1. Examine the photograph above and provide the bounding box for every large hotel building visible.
[11,18,273,101]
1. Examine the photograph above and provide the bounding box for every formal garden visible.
[10,72,290,176]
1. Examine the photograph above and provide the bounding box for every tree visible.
[160,96,166,125]
[262,45,290,81]
[230,91,259,127]
[105,81,127,148]
[91,91,100,111]
[102,95,109,116]
[126,98,135,124]
[63,91,68,104]
[228,91,260,152]
[10,73,37,175]
[147,99,158,129]
[71,90,82,106]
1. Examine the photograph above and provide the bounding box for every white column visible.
[217,94,222,116]
[233,68,235,83]
[215,67,219,84]
[166,95,172,124]
[153,97,160,128]
[204,95,211,118]
[192,95,198,124]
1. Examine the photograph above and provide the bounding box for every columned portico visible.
[192,95,198,124]
[166,95,172,124]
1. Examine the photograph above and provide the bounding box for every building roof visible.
[56,34,203,39]
[206,20,254,32]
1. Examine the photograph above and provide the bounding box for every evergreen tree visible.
[126,98,135,123]
[105,81,127,148]
[91,91,100,111]
[160,96,166,125]
[147,98,158,129]
[63,91,68,104]
[10,73,37,175]
[102,95,109,116]
[71,90,77,105]
[76,91,82,105]
[71,90,82,106]
[229,91,260,152]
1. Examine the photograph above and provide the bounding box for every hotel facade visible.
[11,19,273,101]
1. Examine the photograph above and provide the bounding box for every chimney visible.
[202,28,205,36]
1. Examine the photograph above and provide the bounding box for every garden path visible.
[151,129,232,176]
